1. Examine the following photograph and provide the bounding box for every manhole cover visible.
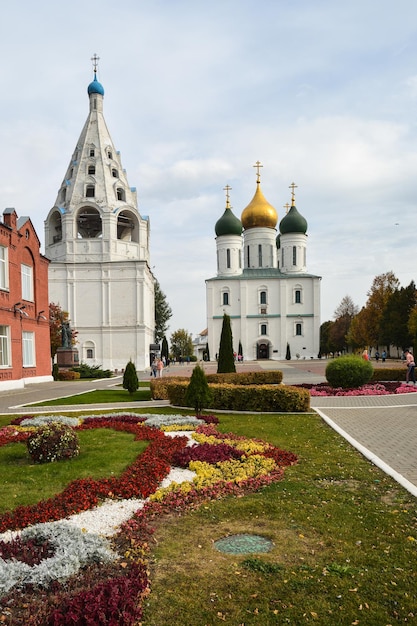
[214,534,273,554]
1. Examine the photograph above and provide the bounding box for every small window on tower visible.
[226,249,231,268]
[117,188,125,201]
[108,150,113,160]
[88,165,95,175]
[89,149,95,157]
[112,168,118,178]
[86,185,95,198]
[223,292,229,306]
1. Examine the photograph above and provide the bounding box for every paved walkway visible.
[1,360,416,497]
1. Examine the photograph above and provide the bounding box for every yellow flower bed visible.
[192,432,269,455]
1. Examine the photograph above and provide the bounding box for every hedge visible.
[57,370,81,381]
[166,382,310,412]
[149,377,189,400]
[206,371,283,385]
[371,368,407,382]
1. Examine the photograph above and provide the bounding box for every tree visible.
[320,321,336,355]
[330,295,359,352]
[238,341,243,360]
[161,336,169,362]
[205,342,210,362]
[123,360,139,394]
[286,343,291,360]
[170,329,193,360]
[380,281,417,349]
[49,303,77,360]
[362,272,400,347]
[217,313,236,373]
[185,364,212,414]
[154,279,173,343]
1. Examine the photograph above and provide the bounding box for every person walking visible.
[157,358,164,378]
[151,359,158,378]
[404,349,416,385]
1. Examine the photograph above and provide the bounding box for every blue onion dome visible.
[279,204,307,234]
[88,75,105,96]
[215,207,242,237]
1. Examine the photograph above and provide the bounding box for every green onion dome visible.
[279,204,307,234]
[215,207,242,237]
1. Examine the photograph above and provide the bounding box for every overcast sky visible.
[1,0,417,338]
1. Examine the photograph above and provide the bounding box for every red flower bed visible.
[0,421,187,533]
[172,442,243,467]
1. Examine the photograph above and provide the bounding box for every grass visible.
[0,429,148,512]
[29,388,152,406]
[142,412,417,625]
[1,408,416,624]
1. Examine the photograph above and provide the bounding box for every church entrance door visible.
[257,343,269,359]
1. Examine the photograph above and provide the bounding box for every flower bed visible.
[296,382,417,396]
[0,412,296,625]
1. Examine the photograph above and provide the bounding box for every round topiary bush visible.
[325,355,373,389]
[27,422,80,464]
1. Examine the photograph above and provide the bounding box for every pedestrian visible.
[375,350,380,362]
[157,358,164,378]
[404,349,416,385]
[151,359,157,378]
[382,350,386,362]
[362,349,369,361]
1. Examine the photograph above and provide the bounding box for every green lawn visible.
[142,411,417,625]
[0,429,148,512]
[30,388,152,406]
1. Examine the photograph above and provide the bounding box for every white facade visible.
[45,68,154,371]
[206,176,321,361]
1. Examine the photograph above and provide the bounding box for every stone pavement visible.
[0,360,416,497]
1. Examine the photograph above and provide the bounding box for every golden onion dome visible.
[241,182,278,230]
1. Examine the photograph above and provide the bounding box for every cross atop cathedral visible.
[91,53,100,75]
[253,160,263,183]
[283,202,290,214]
[289,182,298,204]
[223,184,232,208]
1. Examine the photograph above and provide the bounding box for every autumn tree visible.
[379,281,417,350]
[49,303,77,360]
[154,279,172,344]
[330,295,359,352]
[217,313,236,373]
[320,320,336,355]
[362,272,400,347]
[170,329,193,360]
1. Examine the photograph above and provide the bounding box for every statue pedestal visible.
[56,348,79,369]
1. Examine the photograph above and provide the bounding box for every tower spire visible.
[223,184,232,209]
[253,160,263,184]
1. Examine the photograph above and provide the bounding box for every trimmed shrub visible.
[150,376,189,400]
[123,360,139,394]
[72,362,113,379]
[207,371,283,385]
[185,364,213,413]
[166,381,310,412]
[52,363,59,381]
[27,422,80,464]
[371,368,407,382]
[217,313,236,373]
[326,355,373,389]
[57,370,81,381]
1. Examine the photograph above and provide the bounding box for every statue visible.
[62,322,72,348]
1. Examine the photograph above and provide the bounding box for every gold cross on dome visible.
[91,53,100,74]
[253,160,263,183]
[223,184,232,208]
[289,182,298,204]
[283,202,290,214]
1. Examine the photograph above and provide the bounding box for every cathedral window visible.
[89,149,95,157]
[107,150,113,159]
[260,291,267,305]
[88,165,96,175]
[86,348,94,359]
[61,188,66,202]
[222,291,229,306]
[295,322,302,336]
[258,244,262,267]
[69,168,73,178]
[112,168,118,178]
[246,246,250,267]
[116,188,126,201]
[260,324,267,336]
[295,289,301,304]
[293,246,297,265]
[226,249,231,268]
[239,249,241,268]
[86,185,95,198]
[77,207,102,239]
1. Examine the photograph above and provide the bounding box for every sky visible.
[1,0,417,339]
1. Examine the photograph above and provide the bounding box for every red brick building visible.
[0,208,52,390]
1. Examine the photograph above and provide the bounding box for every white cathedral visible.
[206,166,321,361]
[45,60,155,371]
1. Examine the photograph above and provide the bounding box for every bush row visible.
[56,370,81,381]
[371,368,407,382]
[206,371,283,385]
[150,377,189,399]
[166,381,310,412]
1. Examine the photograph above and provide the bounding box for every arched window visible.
[295,289,301,304]
[226,249,231,268]
[222,292,229,306]
[77,207,102,238]
[258,244,262,267]
[112,168,118,178]
[260,323,267,336]
[116,187,125,201]
[107,150,113,160]
[293,246,297,265]
[117,211,138,242]
[296,323,302,336]
[260,291,267,305]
